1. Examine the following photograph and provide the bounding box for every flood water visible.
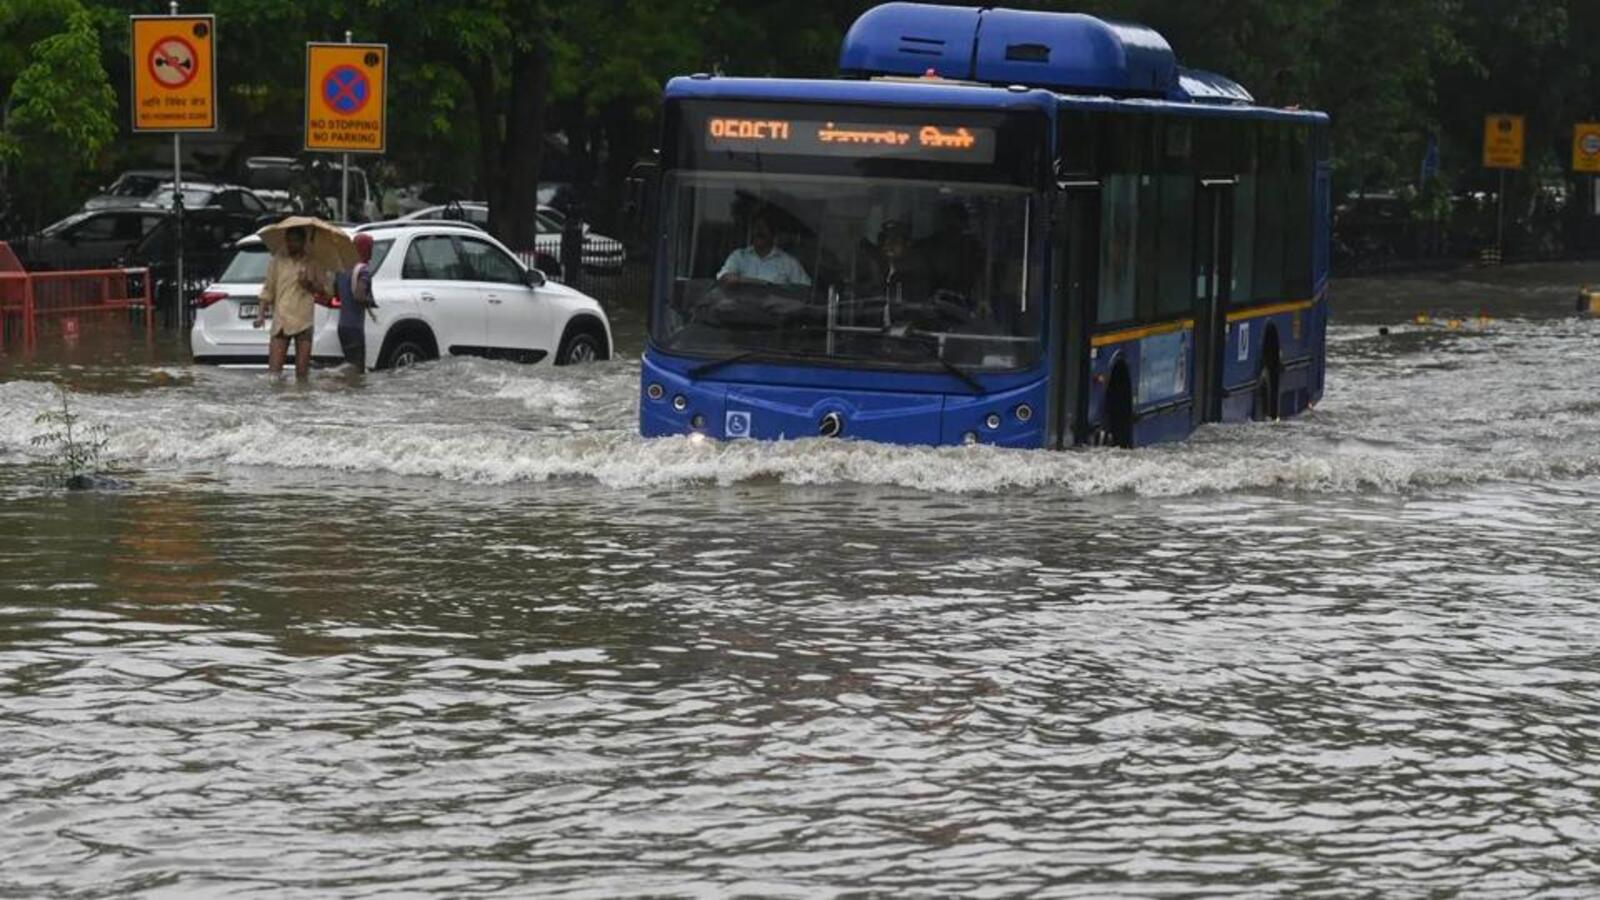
[4,264,1600,896]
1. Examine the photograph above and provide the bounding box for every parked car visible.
[143,182,272,218]
[190,222,613,369]
[81,169,205,211]
[241,156,377,221]
[7,208,168,271]
[388,183,459,217]
[396,202,625,273]
[120,207,270,306]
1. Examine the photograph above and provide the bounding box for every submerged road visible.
[2,263,1599,896]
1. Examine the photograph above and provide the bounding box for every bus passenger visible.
[915,201,983,299]
[860,220,925,300]
[717,213,811,289]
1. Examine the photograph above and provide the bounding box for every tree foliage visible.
[0,2,117,229]
[2,0,1598,248]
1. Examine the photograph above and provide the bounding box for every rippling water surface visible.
[3,271,1600,896]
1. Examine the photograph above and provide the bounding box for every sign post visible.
[1482,114,1525,263]
[305,40,388,221]
[131,6,216,326]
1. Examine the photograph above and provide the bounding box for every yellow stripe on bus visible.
[1225,300,1315,323]
[1090,318,1194,348]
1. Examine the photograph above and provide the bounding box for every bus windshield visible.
[654,171,1038,372]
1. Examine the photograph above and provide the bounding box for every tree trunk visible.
[468,58,502,215]
[498,39,547,253]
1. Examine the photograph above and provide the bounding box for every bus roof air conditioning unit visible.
[837,3,983,81]
[840,3,1184,99]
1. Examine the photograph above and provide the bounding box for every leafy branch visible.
[30,385,109,486]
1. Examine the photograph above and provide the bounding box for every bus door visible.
[1193,178,1235,425]
[1050,182,1100,448]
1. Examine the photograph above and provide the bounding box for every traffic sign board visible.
[131,16,216,132]
[1574,123,1600,173]
[1482,114,1525,170]
[305,43,388,153]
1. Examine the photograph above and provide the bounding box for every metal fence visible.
[0,249,154,348]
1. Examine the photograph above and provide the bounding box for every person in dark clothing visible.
[859,219,930,326]
[915,201,984,299]
[336,232,377,372]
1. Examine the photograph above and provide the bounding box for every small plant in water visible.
[32,385,110,489]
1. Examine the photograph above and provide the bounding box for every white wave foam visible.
[3,319,1600,496]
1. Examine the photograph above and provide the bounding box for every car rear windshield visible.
[217,245,270,283]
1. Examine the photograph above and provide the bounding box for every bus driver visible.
[717,212,812,289]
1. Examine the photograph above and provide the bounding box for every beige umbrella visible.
[258,215,357,273]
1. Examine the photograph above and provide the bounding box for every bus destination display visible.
[705,117,997,164]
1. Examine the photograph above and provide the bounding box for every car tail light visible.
[195,290,228,309]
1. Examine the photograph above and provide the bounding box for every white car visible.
[190,222,613,368]
[396,202,626,273]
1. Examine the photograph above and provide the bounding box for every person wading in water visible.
[254,226,332,379]
[335,233,378,373]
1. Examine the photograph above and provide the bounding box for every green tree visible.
[0,3,118,229]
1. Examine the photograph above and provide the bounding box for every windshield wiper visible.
[685,335,985,395]
[869,331,985,394]
[687,349,805,380]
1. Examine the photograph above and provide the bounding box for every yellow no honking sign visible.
[131,15,217,132]
[305,43,388,154]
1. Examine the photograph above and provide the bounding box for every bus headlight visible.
[1015,403,1033,423]
[672,394,688,411]
[963,431,979,445]
[647,383,664,400]
[690,413,706,430]
[985,412,1002,430]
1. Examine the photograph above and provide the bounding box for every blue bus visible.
[639,2,1330,449]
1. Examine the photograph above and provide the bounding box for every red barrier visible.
[0,241,153,348]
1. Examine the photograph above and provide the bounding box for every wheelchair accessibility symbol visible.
[725,410,752,439]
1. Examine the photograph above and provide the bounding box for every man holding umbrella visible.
[253,216,356,379]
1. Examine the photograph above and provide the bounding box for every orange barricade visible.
[0,241,153,348]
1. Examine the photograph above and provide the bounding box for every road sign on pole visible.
[305,42,388,154]
[1574,123,1600,174]
[131,15,216,132]
[1482,114,1525,170]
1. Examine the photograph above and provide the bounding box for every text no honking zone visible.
[131,16,215,132]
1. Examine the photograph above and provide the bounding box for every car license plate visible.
[238,303,263,319]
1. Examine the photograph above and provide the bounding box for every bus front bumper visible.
[639,356,1048,448]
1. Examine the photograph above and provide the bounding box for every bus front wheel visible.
[1253,363,1281,422]
[1098,367,1134,449]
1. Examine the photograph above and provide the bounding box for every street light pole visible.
[170,0,185,327]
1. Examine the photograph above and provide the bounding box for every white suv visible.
[190,222,613,368]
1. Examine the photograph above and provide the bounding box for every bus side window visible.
[1097,115,1142,325]
[1155,119,1194,318]
[1134,119,1161,322]
[1253,123,1287,302]
[1098,175,1138,324]
[1283,124,1314,299]
[1232,120,1257,304]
